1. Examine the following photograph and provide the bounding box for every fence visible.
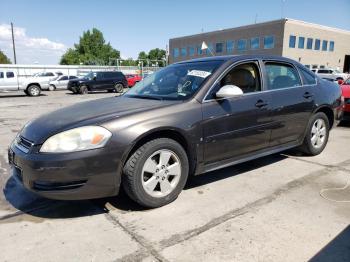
[0,64,163,78]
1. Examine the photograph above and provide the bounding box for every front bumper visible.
[8,141,123,200]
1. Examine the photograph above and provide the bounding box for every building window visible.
[226,40,234,53]
[329,41,334,51]
[264,36,274,49]
[197,45,203,55]
[206,43,214,55]
[181,47,187,57]
[173,48,179,58]
[298,37,305,49]
[314,39,320,50]
[216,42,223,53]
[189,46,195,56]
[322,40,328,51]
[250,37,260,50]
[306,38,313,50]
[237,39,247,51]
[289,35,296,48]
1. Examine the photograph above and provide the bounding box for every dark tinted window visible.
[315,39,320,50]
[265,62,301,90]
[306,38,313,49]
[69,76,77,79]
[6,72,14,78]
[317,69,330,74]
[289,35,296,48]
[45,72,55,76]
[298,67,316,85]
[60,76,68,80]
[215,43,223,53]
[0,72,3,78]
[298,37,305,49]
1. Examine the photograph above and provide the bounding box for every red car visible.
[125,74,142,87]
[340,78,350,121]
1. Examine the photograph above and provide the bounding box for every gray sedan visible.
[49,75,78,90]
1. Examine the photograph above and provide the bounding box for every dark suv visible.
[68,71,128,94]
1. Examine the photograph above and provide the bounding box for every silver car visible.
[49,75,78,90]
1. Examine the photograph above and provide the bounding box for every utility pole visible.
[281,0,285,18]
[11,22,17,64]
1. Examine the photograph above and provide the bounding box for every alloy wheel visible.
[141,149,182,198]
[311,118,327,149]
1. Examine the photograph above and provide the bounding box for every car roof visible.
[175,55,299,65]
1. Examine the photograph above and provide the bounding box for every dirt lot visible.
[0,90,349,262]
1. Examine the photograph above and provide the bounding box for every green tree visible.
[0,50,11,64]
[60,28,120,65]
[137,48,166,67]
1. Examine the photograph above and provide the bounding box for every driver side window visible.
[206,61,262,100]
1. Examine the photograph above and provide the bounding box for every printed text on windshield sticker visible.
[187,70,212,78]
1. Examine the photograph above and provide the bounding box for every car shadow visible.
[3,153,287,218]
[309,225,350,262]
[0,94,47,98]
[2,176,105,220]
[338,121,350,128]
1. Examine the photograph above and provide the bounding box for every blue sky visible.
[1,0,350,64]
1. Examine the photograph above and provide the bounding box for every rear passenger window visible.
[298,67,316,85]
[0,72,4,78]
[6,72,14,78]
[265,62,301,90]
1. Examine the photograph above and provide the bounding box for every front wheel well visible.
[26,83,41,90]
[315,106,334,129]
[124,130,196,176]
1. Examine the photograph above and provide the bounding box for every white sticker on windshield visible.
[187,70,211,78]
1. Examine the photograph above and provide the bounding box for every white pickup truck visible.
[0,69,60,96]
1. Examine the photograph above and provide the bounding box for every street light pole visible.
[11,22,17,64]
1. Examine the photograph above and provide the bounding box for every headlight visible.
[40,126,112,153]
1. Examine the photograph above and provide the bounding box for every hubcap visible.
[31,87,39,96]
[141,149,181,198]
[311,118,326,149]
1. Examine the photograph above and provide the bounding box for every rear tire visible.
[299,112,330,156]
[123,138,189,208]
[27,85,41,97]
[79,85,88,95]
[48,85,56,91]
[114,83,124,93]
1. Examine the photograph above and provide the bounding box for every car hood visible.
[341,84,350,97]
[21,96,177,144]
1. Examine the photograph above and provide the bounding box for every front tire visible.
[123,138,189,208]
[48,85,56,91]
[79,85,88,94]
[27,84,41,97]
[300,112,330,156]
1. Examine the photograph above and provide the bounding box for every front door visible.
[202,61,272,165]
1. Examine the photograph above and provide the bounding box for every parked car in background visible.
[340,78,350,121]
[9,55,342,208]
[125,74,142,87]
[68,71,127,94]
[312,68,349,81]
[49,75,78,90]
[0,70,60,96]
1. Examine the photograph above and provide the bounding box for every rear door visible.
[202,60,273,164]
[57,76,69,88]
[263,61,315,146]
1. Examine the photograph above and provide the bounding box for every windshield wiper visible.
[128,94,163,101]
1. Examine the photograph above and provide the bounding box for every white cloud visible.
[0,24,66,64]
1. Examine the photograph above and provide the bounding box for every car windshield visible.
[125,61,223,100]
[83,72,96,80]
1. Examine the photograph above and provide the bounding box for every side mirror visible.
[216,85,243,99]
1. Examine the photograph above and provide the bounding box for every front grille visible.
[15,136,34,153]
[33,180,87,191]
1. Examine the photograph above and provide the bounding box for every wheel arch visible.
[26,83,41,90]
[122,128,197,177]
[314,105,334,129]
